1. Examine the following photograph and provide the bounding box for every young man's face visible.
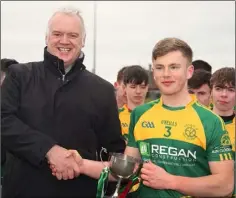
[188,84,211,107]
[212,84,235,112]
[124,82,148,105]
[152,51,194,96]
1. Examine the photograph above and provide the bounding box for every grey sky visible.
[1,1,235,83]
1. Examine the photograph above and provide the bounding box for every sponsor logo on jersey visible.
[151,144,197,160]
[140,142,150,156]
[212,145,232,154]
[139,142,151,161]
[139,141,197,165]
[141,121,155,128]
[161,120,177,127]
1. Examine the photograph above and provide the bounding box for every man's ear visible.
[45,35,48,46]
[81,33,86,47]
[114,81,119,89]
[82,36,86,47]
[187,65,194,80]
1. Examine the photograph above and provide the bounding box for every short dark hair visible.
[123,65,149,86]
[192,60,212,73]
[152,37,193,64]
[1,58,19,72]
[210,67,235,88]
[116,66,128,82]
[188,69,212,89]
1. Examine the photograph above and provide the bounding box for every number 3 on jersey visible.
[164,126,172,137]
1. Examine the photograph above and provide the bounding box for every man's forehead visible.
[152,51,189,65]
[189,84,210,91]
[189,89,206,93]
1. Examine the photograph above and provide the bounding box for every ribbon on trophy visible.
[96,147,143,198]
[118,174,140,198]
[96,169,140,198]
[96,166,110,198]
[118,161,143,198]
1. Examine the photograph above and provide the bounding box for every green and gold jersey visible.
[225,117,235,153]
[127,96,234,198]
[225,117,235,197]
[119,105,132,141]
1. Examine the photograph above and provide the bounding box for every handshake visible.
[46,145,83,180]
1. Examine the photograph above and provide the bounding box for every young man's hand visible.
[141,161,176,190]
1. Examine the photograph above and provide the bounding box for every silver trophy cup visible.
[100,148,142,198]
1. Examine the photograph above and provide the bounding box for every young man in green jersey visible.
[50,38,234,198]
[210,67,236,197]
[210,67,235,197]
[119,65,149,142]
[211,67,235,153]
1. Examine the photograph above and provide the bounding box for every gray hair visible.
[46,6,86,41]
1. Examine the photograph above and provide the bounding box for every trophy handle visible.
[135,162,143,175]
[100,147,108,167]
[131,161,143,178]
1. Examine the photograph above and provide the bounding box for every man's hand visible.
[46,145,82,180]
[140,161,175,190]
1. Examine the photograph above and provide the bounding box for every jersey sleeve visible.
[127,110,138,148]
[207,117,234,162]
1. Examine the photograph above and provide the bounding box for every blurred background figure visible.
[210,67,235,197]
[192,59,212,73]
[1,58,19,85]
[210,67,235,150]
[114,66,128,108]
[119,65,149,141]
[188,69,212,107]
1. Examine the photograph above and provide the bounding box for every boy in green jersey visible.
[50,38,234,198]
